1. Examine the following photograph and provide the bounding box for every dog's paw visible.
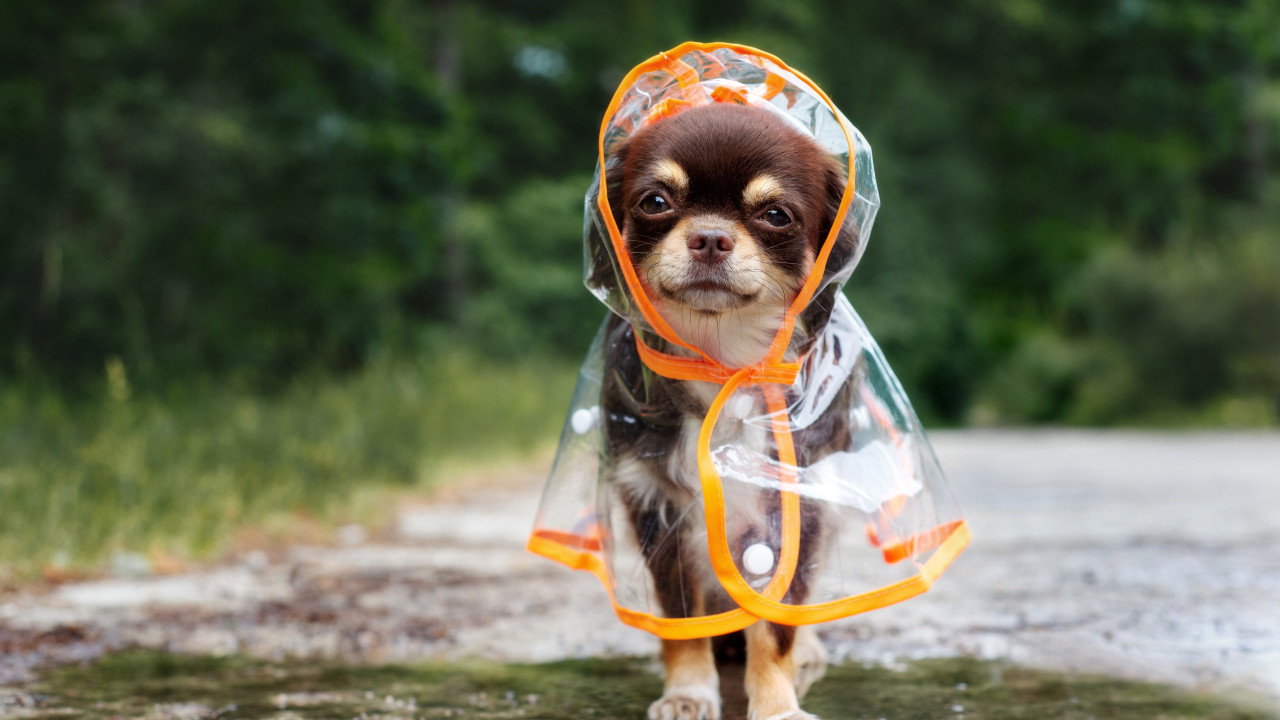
[791,627,828,700]
[648,685,721,720]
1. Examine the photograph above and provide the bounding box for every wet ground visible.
[2,651,1275,719]
[1,431,1278,716]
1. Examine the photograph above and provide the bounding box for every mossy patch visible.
[11,651,1275,719]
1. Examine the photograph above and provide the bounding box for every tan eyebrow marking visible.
[742,174,783,207]
[652,158,689,195]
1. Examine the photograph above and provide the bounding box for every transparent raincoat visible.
[527,42,970,639]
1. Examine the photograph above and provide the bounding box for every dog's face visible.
[607,103,848,364]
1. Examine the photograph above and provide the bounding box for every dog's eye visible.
[761,207,792,228]
[638,194,671,215]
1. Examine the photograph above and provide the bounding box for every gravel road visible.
[2,430,1277,705]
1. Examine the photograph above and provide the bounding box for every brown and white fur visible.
[598,103,859,720]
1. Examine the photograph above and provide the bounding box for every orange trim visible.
[634,333,801,384]
[531,527,602,553]
[698,376,805,607]
[596,41,857,375]
[774,520,969,625]
[867,520,964,565]
[762,71,786,101]
[665,52,701,90]
[527,530,761,638]
[646,97,692,125]
[711,84,749,104]
[762,383,802,596]
[528,520,971,636]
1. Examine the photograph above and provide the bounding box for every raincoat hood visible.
[528,42,970,639]
[585,42,879,371]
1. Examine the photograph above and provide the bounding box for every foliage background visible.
[1,1,1278,567]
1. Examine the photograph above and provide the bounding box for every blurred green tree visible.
[1,1,457,384]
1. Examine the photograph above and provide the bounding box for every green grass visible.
[0,354,577,576]
[17,651,1277,719]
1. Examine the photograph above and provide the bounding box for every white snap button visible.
[571,407,596,435]
[742,542,775,575]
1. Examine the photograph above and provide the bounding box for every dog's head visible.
[605,103,853,365]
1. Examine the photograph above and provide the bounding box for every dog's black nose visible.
[686,230,735,264]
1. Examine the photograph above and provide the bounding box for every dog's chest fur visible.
[660,300,788,371]
[600,314,794,599]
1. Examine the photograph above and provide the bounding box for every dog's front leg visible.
[644,529,719,720]
[651,635,720,720]
[790,625,827,701]
[622,471,722,720]
[743,622,818,720]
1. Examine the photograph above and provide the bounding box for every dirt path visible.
[2,431,1278,704]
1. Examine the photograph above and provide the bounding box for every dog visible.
[598,102,859,720]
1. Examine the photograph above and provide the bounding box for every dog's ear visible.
[585,140,631,296]
[818,157,861,278]
[604,138,630,233]
[797,159,861,344]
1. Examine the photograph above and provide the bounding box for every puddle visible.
[4,651,1274,719]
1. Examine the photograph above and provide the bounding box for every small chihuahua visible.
[599,102,858,720]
